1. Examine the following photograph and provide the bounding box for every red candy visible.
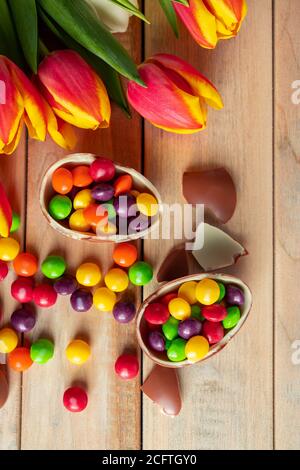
[202,321,224,344]
[63,387,88,412]
[114,354,139,380]
[144,302,170,325]
[160,292,177,306]
[33,284,57,308]
[202,304,227,322]
[89,157,116,183]
[0,261,8,281]
[11,278,34,303]
[114,174,132,196]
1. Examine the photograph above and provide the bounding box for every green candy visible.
[10,212,21,233]
[217,282,226,303]
[49,195,72,220]
[165,339,172,351]
[223,306,241,329]
[162,317,179,341]
[128,261,153,286]
[102,200,116,220]
[167,338,187,362]
[191,304,204,321]
[42,255,66,279]
[30,339,54,364]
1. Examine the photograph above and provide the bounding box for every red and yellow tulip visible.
[38,50,111,132]
[0,56,47,155]
[173,0,247,49]
[0,182,12,237]
[127,53,223,134]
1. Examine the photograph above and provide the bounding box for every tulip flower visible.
[127,53,223,134]
[0,182,12,237]
[87,0,139,33]
[0,55,47,155]
[173,0,247,49]
[38,50,111,131]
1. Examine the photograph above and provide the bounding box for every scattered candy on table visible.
[0,237,20,261]
[11,278,34,303]
[65,340,91,365]
[30,339,54,364]
[10,306,36,333]
[76,262,102,287]
[13,252,38,277]
[63,386,88,413]
[70,288,93,312]
[143,278,245,364]
[113,301,136,324]
[42,255,67,279]
[114,354,139,380]
[8,347,33,372]
[0,328,18,353]
[33,284,58,308]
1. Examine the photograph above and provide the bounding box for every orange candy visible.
[114,175,133,196]
[52,167,73,195]
[72,165,93,188]
[13,252,38,277]
[113,243,138,268]
[83,204,108,226]
[8,347,33,372]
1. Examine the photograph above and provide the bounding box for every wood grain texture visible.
[143,0,274,450]
[0,134,26,450]
[20,22,142,450]
[274,0,300,450]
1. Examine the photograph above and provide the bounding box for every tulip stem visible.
[39,39,50,58]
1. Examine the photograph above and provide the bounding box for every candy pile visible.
[144,278,244,363]
[48,157,159,237]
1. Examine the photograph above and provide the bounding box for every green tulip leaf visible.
[38,6,131,117]
[9,0,38,73]
[0,0,24,67]
[37,0,143,85]
[159,0,179,38]
[108,0,150,24]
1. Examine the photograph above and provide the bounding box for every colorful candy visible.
[223,306,241,329]
[114,174,132,196]
[105,268,129,292]
[128,261,153,286]
[49,195,72,220]
[11,278,34,303]
[113,243,137,268]
[10,306,36,333]
[185,336,209,363]
[195,278,220,305]
[162,317,179,341]
[52,167,73,195]
[225,285,245,306]
[167,338,187,362]
[217,282,226,302]
[41,255,66,279]
[178,318,202,340]
[144,303,169,325]
[63,386,88,412]
[54,275,77,296]
[0,328,18,353]
[113,302,136,323]
[0,237,20,261]
[83,203,108,226]
[0,260,8,281]
[148,331,165,352]
[76,263,101,287]
[89,157,116,182]
[33,284,57,308]
[202,304,227,322]
[93,287,117,312]
[137,193,158,217]
[13,252,38,277]
[113,194,135,218]
[10,212,21,233]
[65,339,91,365]
[114,354,139,380]
[8,347,33,372]
[30,339,54,364]
[202,321,224,344]
[91,183,114,202]
[168,298,191,321]
[70,289,93,312]
[69,209,91,232]
[178,281,197,305]
[72,165,93,187]
[73,189,94,210]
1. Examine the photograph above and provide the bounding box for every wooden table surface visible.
[0,0,299,450]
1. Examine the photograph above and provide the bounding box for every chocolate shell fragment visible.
[141,365,182,416]
[192,223,247,271]
[183,168,237,224]
[157,245,191,283]
[0,366,8,409]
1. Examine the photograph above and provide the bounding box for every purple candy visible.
[178,318,202,340]
[54,275,78,296]
[70,289,93,312]
[148,331,165,352]
[128,214,150,234]
[91,183,115,202]
[114,195,136,218]
[225,284,245,306]
[113,301,136,324]
[11,306,36,333]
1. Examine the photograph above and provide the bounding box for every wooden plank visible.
[143,0,273,449]
[0,133,26,450]
[21,23,142,450]
[274,0,300,450]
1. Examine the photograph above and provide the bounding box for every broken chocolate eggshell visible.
[157,244,193,283]
[141,365,182,416]
[183,168,237,224]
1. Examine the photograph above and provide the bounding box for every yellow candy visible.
[65,339,91,365]
[178,281,197,304]
[136,193,158,217]
[93,287,117,312]
[76,262,101,287]
[73,189,94,210]
[105,268,129,293]
[0,328,18,353]
[0,237,20,261]
[97,222,117,236]
[168,298,191,321]
[195,278,220,305]
[69,209,91,232]
[185,336,209,363]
